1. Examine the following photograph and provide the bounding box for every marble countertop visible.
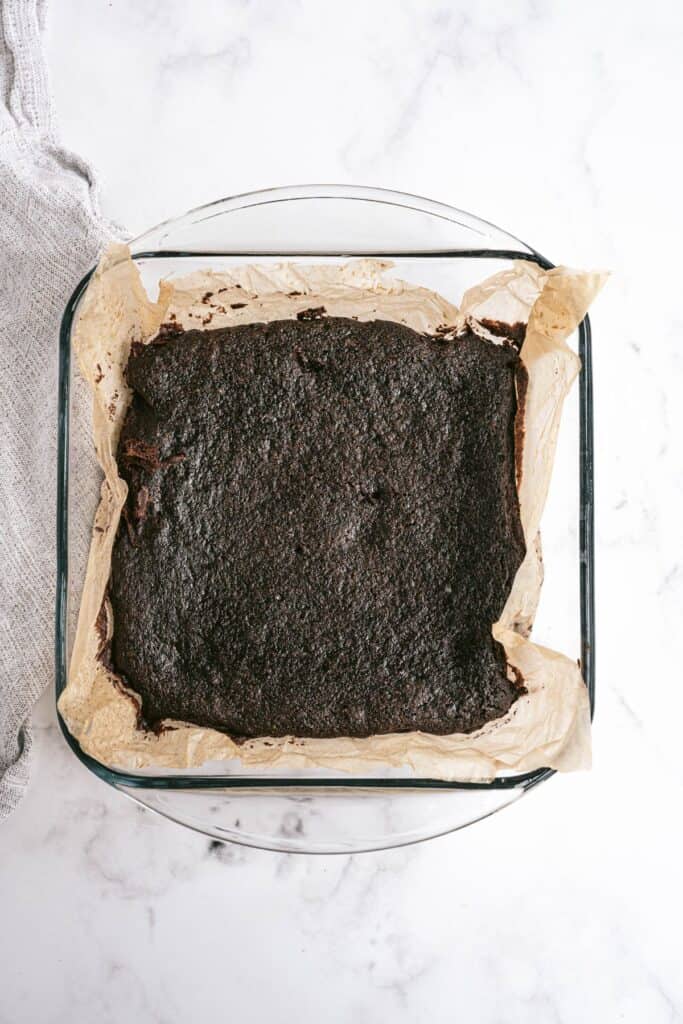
[3,1,682,1021]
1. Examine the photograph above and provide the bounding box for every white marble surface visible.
[2,0,683,1020]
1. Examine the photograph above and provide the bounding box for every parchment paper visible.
[58,245,605,780]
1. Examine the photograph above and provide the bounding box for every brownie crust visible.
[109,316,526,738]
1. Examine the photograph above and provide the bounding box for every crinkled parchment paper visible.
[58,245,605,780]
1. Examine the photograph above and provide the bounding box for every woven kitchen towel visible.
[0,0,117,817]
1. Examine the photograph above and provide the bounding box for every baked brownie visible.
[109,316,526,738]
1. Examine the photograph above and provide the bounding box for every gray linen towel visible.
[0,0,116,817]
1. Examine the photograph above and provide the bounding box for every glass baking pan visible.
[55,185,595,853]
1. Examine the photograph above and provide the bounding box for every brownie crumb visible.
[296,306,327,320]
[479,318,527,352]
[121,438,162,470]
[507,663,528,696]
[120,438,185,472]
[154,321,183,341]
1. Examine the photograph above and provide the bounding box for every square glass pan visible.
[55,186,594,852]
